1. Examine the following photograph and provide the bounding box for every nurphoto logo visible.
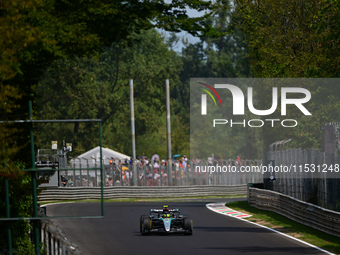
[190,78,339,179]
[196,80,312,128]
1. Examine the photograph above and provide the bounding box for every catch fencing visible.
[38,185,248,201]
[59,159,263,188]
[248,187,340,237]
[265,148,340,212]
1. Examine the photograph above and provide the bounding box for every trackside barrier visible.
[38,185,247,201]
[41,220,81,255]
[248,187,340,238]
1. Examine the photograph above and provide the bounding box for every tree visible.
[314,0,340,77]
[1,0,223,85]
[0,0,225,161]
[230,0,333,78]
[180,1,262,159]
[229,0,340,149]
[35,29,183,157]
[203,0,251,78]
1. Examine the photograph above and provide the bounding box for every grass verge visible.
[226,201,340,255]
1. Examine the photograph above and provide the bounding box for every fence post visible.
[29,101,40,255]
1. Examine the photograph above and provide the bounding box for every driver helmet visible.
[163,205,170,217]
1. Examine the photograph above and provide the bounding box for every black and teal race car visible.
[140,205,193,235]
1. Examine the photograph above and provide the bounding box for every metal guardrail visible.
[38,185,248,201]
[41,220,81,255]
[248,187,340,238]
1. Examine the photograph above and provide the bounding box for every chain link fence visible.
[266,148,340,212]
[58,159,263,188]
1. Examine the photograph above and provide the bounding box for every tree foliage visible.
[36,29,184,157]
[230,0,340,149]
[231,0,326,77]
[0,162,38,253]
[179,1,261,159]
[0,0,224,162]
[314,0,340,77]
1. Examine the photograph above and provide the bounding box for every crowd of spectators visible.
[60,154,245,187]
[105,155,192,186]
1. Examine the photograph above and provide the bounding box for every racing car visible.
[140,205,193,235]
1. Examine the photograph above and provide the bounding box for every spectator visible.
[183,155,188,162]
[109,157,114,165]
[191,155,197,166]
[61,175,68,187]
[182,156,187,171]
[175,159,180,172]
[236,155,242,165]
[208,154,214,165]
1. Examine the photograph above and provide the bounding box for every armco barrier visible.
[38,185,247,201]
[41,220,81,255]
[248,187,340,238]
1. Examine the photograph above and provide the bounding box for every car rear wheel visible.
[183,217,193,235]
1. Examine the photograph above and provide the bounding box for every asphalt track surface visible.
[47,199,329,255]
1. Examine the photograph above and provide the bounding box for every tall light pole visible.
[166,79,172,185]
[129,79,138,186]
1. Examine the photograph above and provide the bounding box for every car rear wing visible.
[150,209,180,213]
